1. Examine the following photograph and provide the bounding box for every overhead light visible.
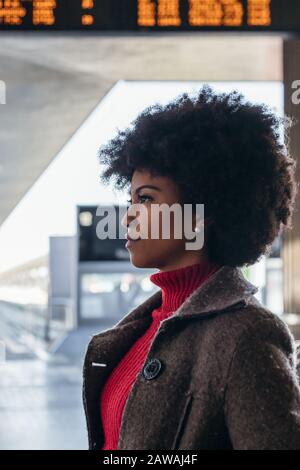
[79,211,93,227]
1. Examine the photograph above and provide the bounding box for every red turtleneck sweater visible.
[100,260,221,450]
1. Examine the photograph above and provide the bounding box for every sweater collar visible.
[112,265,259,329]
[149,261,221,320]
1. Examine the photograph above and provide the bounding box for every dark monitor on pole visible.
[78,205,129,262]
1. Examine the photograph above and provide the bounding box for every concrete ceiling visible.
[0,32,282,225]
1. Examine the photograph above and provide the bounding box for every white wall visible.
[0,80,283,274]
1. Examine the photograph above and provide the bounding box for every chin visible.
[129,254,158,269]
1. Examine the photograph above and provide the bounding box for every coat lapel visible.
[83,265,258,449]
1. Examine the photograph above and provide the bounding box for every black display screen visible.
[0,0,300,32]
[78,205,130,262]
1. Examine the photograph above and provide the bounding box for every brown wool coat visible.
[82,265,300,450]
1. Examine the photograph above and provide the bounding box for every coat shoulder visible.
[209,295,297,364]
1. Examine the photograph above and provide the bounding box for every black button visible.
[143,358,162,380]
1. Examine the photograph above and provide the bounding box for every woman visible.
[82,85,300,450]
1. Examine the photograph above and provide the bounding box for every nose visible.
[121,206,135,229]
[121,209,130,229]
[121,201,144,235]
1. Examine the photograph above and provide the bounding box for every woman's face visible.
[121,169,208,271]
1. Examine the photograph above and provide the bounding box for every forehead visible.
[131,168,159,184]
[131,169,171,189]
[130,169,182,201]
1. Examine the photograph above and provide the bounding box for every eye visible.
[126,194,153,206]
[138,194,152,203]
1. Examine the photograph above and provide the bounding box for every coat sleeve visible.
[224,316,300,449]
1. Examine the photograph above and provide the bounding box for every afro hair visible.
[97,84,298,267]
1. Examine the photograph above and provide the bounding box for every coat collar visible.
[85,265,258,450]
[113,265,258,329]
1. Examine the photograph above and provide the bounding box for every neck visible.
[149,260,221,321]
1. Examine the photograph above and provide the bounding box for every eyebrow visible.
[128,184,161,196]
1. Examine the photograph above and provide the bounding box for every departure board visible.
[0,0,300,32]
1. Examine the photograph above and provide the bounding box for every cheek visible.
[136,205,188,242]
[146,209,185,240]
[140,237,186,257]
[129,238,185,267]
[135,207,151,239]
